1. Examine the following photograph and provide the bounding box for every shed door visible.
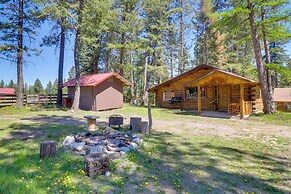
[218,85,230,111]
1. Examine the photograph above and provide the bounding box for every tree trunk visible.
[142,56,148,105]
[147,102,152,130]
[260,6,274,107]
[71,0,84,111]
[130,52,135,105]
[105,32,112,73]
[248,2,274,114]
[16,0,24,107]
[57,17,66,106]
[178,0,184,74]
[119,5,128,76]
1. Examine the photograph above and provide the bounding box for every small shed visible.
[273,88,291,112]
[63,72,132,111]
[0,88,15,95]
[148,64,263,118]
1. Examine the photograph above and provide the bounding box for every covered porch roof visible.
[187,69,258,86]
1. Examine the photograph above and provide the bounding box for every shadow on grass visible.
[21,115,86,126]
[120,131,290,193]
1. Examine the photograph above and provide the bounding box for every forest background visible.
[0,0,290,109]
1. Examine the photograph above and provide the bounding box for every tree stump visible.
[141,121,149,134]
[85,153,110,177]
[130,117,141,132]
[40,141,56,159]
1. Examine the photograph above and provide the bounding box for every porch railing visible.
[228,101,253,116]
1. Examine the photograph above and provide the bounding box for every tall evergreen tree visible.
[71,0,85,111]
[7,80,16,88]
[41,0,72,106]
[193,0,226,67]
[45,81,53,94]
[215,0,290,113]
[0,0,40,107]
[33,78,44,94]
[0,80,5,88]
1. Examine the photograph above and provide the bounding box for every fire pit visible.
[108,114,123,128]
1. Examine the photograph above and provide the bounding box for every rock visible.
[119,147,130,153]
[63,136,75,146]
[69,142,86,151]
[89,146,104,154]
[106,152,122,160]
[104,127,119,134]
[120,151,126,155]
[107,145,121,152]
[117,142,127,148]
[128,142,138,150]
[132,134,139,139]
[105,171,110,177]
[132,138,143,146]
[80,150,87,156]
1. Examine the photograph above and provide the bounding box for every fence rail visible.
[0,94,68,107]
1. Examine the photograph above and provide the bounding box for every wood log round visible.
[130,117,141,132]
[85,153,110,177]
[40,140,56,159]
[141,121,149,134]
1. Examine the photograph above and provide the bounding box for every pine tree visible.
[51,79,58,94]
[78,0,115,75]
[71,0,85,111]
[0,80,5,88]
[40,0,73,105]
[46,81,53,94]
[193,0,227,67]
[141,0,177,104]
[7,80,15,88]
[0,0,40,107]
[33,78,44,94]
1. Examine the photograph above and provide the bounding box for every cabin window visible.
[185,86,206,98]
[285,102,291,111]
[163,90,174,101]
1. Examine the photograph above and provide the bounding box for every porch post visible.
[198,85,201,115]
[240,83,245,119]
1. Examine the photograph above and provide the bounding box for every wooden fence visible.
[0,94,68,107]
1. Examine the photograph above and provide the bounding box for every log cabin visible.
[273,88,291,112]
[148,64,263,118]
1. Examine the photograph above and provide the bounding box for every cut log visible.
[40,141,56,159]
[84,115,100,131]
[84,153,110,177]
[130,117,141,132]
[141,121,149,134]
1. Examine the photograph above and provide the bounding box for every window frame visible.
[284,102,291,111]
[163,90,174,101]
[185,86,206,99]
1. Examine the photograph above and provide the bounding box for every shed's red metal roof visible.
[0,88,15,95]
[63,72,132,87]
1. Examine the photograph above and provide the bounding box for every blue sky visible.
[0,24,291,87]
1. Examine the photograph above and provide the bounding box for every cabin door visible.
[218,85,230,111]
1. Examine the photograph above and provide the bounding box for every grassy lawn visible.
[0,105,290,193]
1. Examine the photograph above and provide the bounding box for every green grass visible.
[0,105,290,193]
[249,111,291,126]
